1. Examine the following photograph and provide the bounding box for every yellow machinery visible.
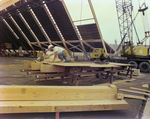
[120,40,150,72]
[90,48,107,61]
[121,44,149,57]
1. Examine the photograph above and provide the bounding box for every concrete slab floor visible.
[0,57,150,119]
[141,98,150,119]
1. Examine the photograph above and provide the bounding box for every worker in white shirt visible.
[42,45,74,62]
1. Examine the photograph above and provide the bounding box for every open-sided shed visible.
[0,0,115,54]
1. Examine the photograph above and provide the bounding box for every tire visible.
[139,62,150,72]
[128,61,138,69]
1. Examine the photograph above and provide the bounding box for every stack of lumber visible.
[23,60,133,85]
[24,58,61,70]
[0,85,131,114]
[118,82,150,100]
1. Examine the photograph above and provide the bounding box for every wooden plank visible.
[142,84,149,88]
[123,94,146,100]
[0,100,131,114]
[0,0,19,11]
[44,58,61,63]
[34,78,62,82]
[95,79,136,86]
[119,89,150,96]
[109,62,131,66]
[24,61,35,68]
[130,87,150,93]
[30,58,61,70]
[40,64,65,73]
[116,93,124,100]
[0,85,117,101]
[120,69,140,76]
[118,81,150,89]
[31,62,43,70]
[50,62,120,68]
[27,71,43,75]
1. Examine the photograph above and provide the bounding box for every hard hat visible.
[48,45,54,49]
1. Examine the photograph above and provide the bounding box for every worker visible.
[42,45,74,63]
[37,48,54,62]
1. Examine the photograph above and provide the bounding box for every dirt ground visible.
[0,57,149,119]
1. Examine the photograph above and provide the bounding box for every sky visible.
[64,0,150,45]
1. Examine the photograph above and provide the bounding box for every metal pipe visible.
[27,5,51,45]
[41,1,72,56]
[16,9,45,53]
[1,17,19,39]
[7,13,35,52]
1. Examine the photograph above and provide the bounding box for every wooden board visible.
[119,89,150,96]
[142,84,149,88]
[24,61,35,68]
[0,0,19,11]
[50,62,121,68]
[0,85,117,101]
[109,62,131,66]
[44,58,61,62]
[120,69,140,76]
[40,64,65,73]
[96,79,136,86]
[123,94,146,100]
[118,81,150,89]
[0,100,131,114]
[31,62,43,70]
[130,87,150,93]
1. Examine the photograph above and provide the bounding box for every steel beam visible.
[27,5,51,45]
[62,0,87,55]
[7,13,35,52]
[88,0,107,55]
[16,9,45,53]
[41,0,72,56]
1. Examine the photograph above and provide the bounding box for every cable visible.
[138,0,141,8]
[80,0,83,25]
